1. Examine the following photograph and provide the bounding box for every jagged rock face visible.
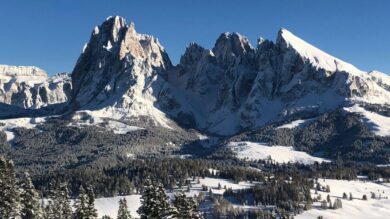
[0,65,72,109]
[70,16,173,127]
[57,16,390,134]
[169,29,390,134]
[71,16,171,107]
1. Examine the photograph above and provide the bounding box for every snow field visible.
[297,179,390,219]
[228,141,329,164]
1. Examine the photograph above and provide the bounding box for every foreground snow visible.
[91,177,390,219]
[297,179,390,219]
[95,195,141,218]
[94,177,256,218]
[228,141,328,164]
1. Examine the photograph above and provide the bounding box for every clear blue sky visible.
[0,0,389,75]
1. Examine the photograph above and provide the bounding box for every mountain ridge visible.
[1,15,390,137]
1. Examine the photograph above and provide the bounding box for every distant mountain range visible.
[1,16,389,168]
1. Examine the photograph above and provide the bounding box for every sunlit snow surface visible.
[93,177,257,218]
[344,105,390,137]
[228,141,328,164]
[276,118,315,129]
[92,177,390,219]
[68,110,143,134]
[94,195,141,218]
[0,117,46,141]
[296,179,390,219]
[280,29,363,74]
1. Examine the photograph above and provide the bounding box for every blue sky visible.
[0,0,389,75]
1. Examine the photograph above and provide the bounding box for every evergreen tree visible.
[333,198,342,209]
[56,183,73,219]
[137,179,175,219]
[44,199,55,219]
[362,194,368,200]
[117,198,132,219]
[20,172,43,219]
[45,183,72,219]
[86,185,98,218]
[61,184,73,219]
[0,156,21,218]
[173,192,203,219]
[320,200,327,209]
[74,186,89,219]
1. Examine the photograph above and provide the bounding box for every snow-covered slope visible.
[94,195,141,218]
[0,117,46,141]
[276,118,315,129]
[344,105,390,136]
[278,29,363,74]
[228,141,328,164]
[297,179,390,219]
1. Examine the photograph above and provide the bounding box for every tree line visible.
[1,156,203,219]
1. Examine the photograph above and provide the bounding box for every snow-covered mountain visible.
[2,16,390,138]
[168,28,390,135]
[0,65,72,109]
[1,15,389,169]
[70,16,174,127]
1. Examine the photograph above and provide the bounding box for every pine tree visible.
[326,194,331,203]
[56,183,73,219]
[44,199,55,219]
[0,156,21,218]
[86,185,98,218]
[20,172,43,219]
[74,186,89,219]
[173,192,203,219]
[117,198,132,219]
[137,179,175,219]
[45,183,72,219]
[333,198,342,209]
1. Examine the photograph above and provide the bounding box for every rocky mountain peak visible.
[4,17,389,136]
[179,43,210,68]
[0,65,71,109]
[69,17,173,127]
[212,32,254,64]
[0,65,47,80]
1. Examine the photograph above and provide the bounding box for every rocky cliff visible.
[0,65,71,109]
